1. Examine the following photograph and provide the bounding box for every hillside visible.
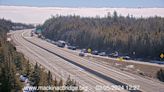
[40,12,164,59]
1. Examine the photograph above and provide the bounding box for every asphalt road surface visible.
[9,29,164,92]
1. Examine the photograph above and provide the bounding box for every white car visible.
[79,51,85,57]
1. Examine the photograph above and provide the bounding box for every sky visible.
[0,0,164,8]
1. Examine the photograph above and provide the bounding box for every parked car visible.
[57,40,65,47]
[45,39,51,42]
[41,36,45,40]
[81,49,88,53]
[79,51,85,57]
[37,34,41,38]
[121,56,131,60]
[98,52,106,56]
[67,46,76,50]
[108,52,119,58]
[91,50,99,55]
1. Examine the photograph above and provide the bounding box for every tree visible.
[113,11,118,22]
[58,78,63,86]
[47,70,53,86]
[29,63,41,86]
[157,69,164,82]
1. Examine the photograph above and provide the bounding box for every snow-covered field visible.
[0,5,164,24]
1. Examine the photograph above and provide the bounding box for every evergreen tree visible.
[41,13,164,59]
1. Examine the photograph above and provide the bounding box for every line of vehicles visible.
[41,37,131,60]
[32,31,164,64]
[31,29,131,59]
[47,38,164,64]
[79,49,131,60]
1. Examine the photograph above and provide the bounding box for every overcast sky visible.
[0,0,164,8]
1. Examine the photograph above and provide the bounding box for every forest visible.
[0,18,34,31]
[0,19,81,92]
[40,12,164,60]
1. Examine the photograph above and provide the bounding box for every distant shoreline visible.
[1,4,164,8]
[1,5,164,9]
[0,5,164,24]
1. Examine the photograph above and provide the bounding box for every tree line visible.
[40,12,164,59]
[0,18,34,31]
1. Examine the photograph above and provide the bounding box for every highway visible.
[10,29,164,92]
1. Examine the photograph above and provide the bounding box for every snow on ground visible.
[0,5,164,24]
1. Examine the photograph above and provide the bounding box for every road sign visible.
[88,48,91,53]
[117,57,124,62]
[160,53,164,58]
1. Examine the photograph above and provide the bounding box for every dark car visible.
[91,50,99,55]
[81,49,88,53]
[121,56,131,60]
[108,51,119,58]
[67,46,76,50]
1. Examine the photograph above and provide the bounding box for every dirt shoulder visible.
[85,55,164,82]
